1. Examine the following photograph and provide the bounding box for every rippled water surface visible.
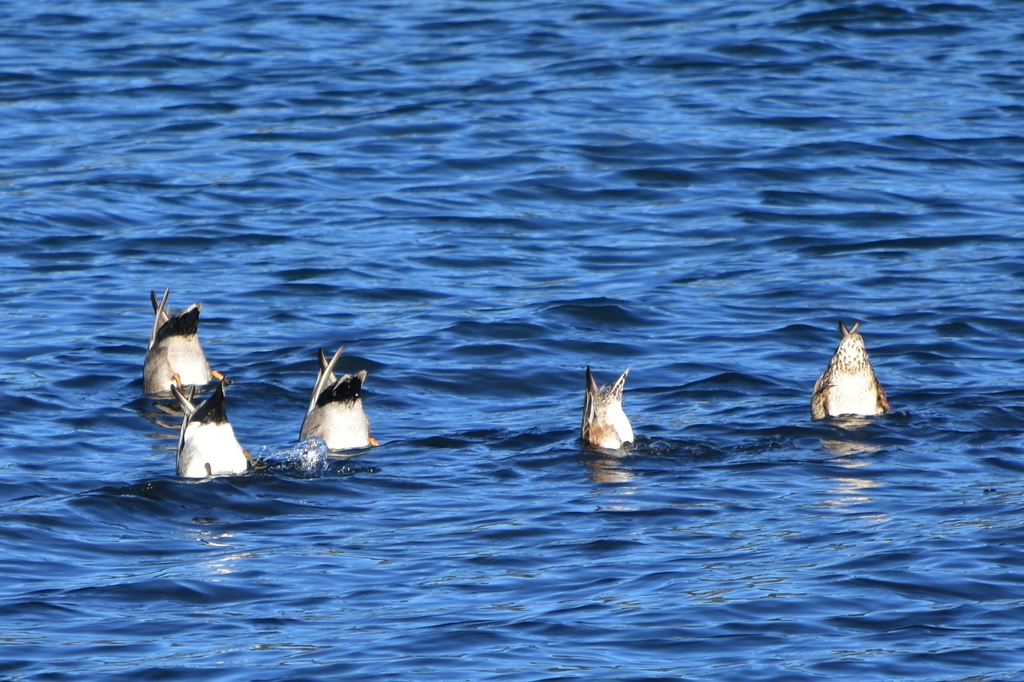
[4,1,1024,679]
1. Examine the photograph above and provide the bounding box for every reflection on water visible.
[819,438,883,458]
[827,460,881,509]
[819,437,887,523]
[824,415,879,432]
[140,399,182,451]
[818,414,887,518]
[580,449,635,484]
[580,446,641,510]
[186,522,251,577]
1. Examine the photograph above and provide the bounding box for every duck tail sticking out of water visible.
[299,346,377,451]
[172,374,249,478]
[810,320,891,420]
[581,366,634,450]
[143,288,214,395]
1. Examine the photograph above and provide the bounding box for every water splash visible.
[256,438,329,477]
[287,438,329,475]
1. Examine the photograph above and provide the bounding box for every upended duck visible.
[171,373,250,478]
[144,288,215,394]
[581,366,633,450]
[811,320,891,420]
[299,347,378,451]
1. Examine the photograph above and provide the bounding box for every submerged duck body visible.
[144,288,212,395]
[172,378,249,478]
[299,347,376,451]
[811,320,891,420]
[581,366,633,450]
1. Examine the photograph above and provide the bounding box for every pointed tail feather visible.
[148,288,170,350]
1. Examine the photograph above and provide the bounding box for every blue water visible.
[4,0,1024,679]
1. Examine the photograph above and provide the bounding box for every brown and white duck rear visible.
[811,321,891,420]
[581,366,633,450]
